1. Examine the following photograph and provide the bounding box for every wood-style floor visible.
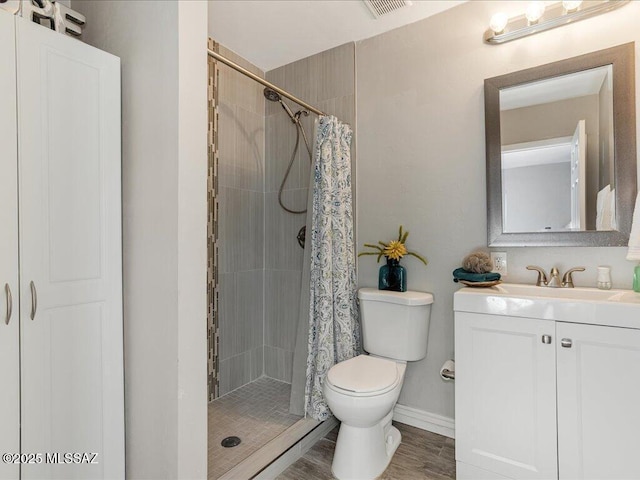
[277,422,456,480]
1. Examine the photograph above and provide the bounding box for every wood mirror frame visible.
[485,43,637,247]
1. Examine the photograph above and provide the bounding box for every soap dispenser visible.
[597,266,612,290]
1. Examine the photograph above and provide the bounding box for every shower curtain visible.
[293,115,360,421]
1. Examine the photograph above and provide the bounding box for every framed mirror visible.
[485,43,637,247]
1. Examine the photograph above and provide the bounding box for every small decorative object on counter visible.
[462,251,494,273]
[453,250,501,287]
[358,225,427,292]
[597,266,612,290]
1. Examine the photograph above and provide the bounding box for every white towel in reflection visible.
[627,192,640,261]
[596,185,612,231]
[610,188,617,230]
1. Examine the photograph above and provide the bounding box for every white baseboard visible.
[393,404,455,439]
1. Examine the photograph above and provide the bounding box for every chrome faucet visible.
[527,266,585,288]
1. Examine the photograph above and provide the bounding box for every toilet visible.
[324,287,434,480]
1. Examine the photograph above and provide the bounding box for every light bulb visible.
[562,0,582,12]
[489,12,509,34]
[525,1,546,24]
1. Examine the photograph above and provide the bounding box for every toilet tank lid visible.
[358,288,434,306]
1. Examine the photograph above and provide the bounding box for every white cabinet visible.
[0,9,21,480]
[455,311,640,480]
[1,11,124,479]
[455,312,558,480]
[557,322,640,480]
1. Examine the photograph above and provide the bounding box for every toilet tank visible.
[358,288,433,361]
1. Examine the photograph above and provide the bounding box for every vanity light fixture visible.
[562,1,584,12]
[489,12,509,34]
[485,0,630,45]
[525,1,546,24]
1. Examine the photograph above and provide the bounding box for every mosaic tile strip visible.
[207,38,220,402]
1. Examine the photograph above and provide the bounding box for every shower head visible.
[264,88,296,122]
[263,88,281,102]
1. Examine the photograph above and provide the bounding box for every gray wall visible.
[355,0,640,421]
[502,95,600,229]
[264,43,356,382]
[216,45,265,395]
[503,162,571,232]
[72,1,208,478]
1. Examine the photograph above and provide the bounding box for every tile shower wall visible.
[217,45,265,395]
[264,43,356,382]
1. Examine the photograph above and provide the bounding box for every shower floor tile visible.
[208,376,302,479]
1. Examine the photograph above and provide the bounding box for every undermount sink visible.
[454,283,640,329]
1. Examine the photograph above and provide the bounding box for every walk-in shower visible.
[206,43,336,480]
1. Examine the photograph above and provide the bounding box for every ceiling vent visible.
[363,0,413,18]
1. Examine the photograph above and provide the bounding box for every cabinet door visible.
[16,17,124,479]
[455,312,558,479]
[0,9,21,480]
[557,322,640,479]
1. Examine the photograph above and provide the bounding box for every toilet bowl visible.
[323,288,434,480]
[324,355,407,480]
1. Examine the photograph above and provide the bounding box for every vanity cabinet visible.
[455,312,558,480]
[455,311,640,480]
[556,322,640,479]
[0,10,124,479]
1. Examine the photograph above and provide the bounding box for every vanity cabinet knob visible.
[542,334,552,344]
[561,338,573,348]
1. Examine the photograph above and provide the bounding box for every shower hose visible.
[279,110,313,214]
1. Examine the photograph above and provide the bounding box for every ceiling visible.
[501,65,611,111]
[502,142,572,169]
[208,0,467,72]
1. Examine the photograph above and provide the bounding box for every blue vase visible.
[379,258,407,292]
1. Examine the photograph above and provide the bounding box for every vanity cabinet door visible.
[0,9,21,480]
[557,322,640,480]
[455,312,558,480]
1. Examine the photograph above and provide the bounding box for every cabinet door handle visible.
[541,334,552,344]
[561,338,573,348]
[4,284,12,325]
[30,281,37,321]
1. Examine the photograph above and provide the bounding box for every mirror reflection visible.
[500,65,614,233]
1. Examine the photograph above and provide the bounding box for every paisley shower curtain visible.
[303,115,360,421]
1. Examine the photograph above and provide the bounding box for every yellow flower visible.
[358,226,428,266]
[384,240,407,260]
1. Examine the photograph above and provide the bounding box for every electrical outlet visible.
[491,252,508,276]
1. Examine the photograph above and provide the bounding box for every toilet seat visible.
[326,355,404,397]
